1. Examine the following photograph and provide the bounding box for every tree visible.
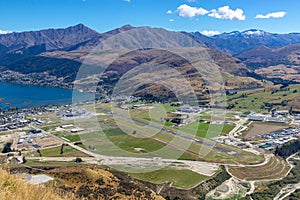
[289,106,293,115]
[75,157,83,163]
[275,139,300,158]
[37,149,42,157]
[281,100,288,106]
[2,143,12,153]
[60,144,65,155]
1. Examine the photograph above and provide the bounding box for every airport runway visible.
[97,107,241,157]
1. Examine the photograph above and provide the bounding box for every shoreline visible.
[0,81,95,111]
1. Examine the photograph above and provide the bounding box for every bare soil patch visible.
[245,123,286,139]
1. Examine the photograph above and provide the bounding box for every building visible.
[17,138,25,144]
[70,128,84,133]
[61,124,74,129]
[28,129,42,134]
[275,110,289,116]
[249,114,266,121]
[265,117,286,123]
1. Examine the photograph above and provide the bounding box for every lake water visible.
[0,82,94,110]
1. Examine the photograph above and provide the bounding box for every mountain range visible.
[1,24,300,100]
[194,29,300,55]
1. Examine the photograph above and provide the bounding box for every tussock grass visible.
[0,169,75,200]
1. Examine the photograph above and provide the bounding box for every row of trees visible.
[275,139,300,158]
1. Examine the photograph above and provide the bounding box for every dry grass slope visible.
[0,169,74,200]
[47,167,164,200]
[228,156,290,181]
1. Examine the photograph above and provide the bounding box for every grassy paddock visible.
[28,145,89,157]
[214,85,300,111]
[180,122,234,138]
[130,168,208,189]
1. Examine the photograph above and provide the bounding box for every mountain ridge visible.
[236,43,300,69]
[0,24,262,101]
[2,23,300,56]
[194,29,300,54]
[5,24,300,101]
[0,24,100,52]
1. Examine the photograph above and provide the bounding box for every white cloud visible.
[200,30,221,36]
[208,6,246,20]
[187,0,197,2]
[169,19,174,22]
[176,4,208,18]
[0,30,12,34]
[167,10,172,14]
[175,4,245,20]
[255,11,286,19]
[123,0,130,2]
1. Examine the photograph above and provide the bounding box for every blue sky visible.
[0,0,299,35]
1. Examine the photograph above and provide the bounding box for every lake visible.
[0,82,94,110]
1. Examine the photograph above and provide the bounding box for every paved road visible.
[273,153,300,200]
[227,153,298,198]
[274,182,300,200]
[228,117,248,138]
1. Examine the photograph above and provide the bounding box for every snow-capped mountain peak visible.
[242,29,266,36]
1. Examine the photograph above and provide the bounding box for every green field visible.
[37,103,261,165]
[80,127,263,164]
[130,168,208,189]
[105,128,165,153]
[179,122,234,138]
[24,160,84,167]
[90,104,264,164]
[53,132,81,142]
[27,102,264,165]
[103,128,198,160]
[213,85,300,111]
[29,145,89,157]
[99,105,234,139]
